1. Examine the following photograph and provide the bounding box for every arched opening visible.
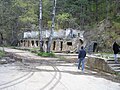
[53,41,56,50]
[31,41,34,46]
[21,40,23,43]
[36,41,38,46]
[60,41,63,51]
[46,41,48,47]
[93,42,97,52]
[79,39,83,44]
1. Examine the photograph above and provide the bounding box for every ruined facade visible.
[18,29,85,52]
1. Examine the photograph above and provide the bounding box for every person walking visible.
[113,41,120,63]
[78,46,86,72]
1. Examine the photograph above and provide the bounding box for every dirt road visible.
[0,47,120,90]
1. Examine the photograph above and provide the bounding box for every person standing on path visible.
[113,41,120,63]
[78,46,86,72]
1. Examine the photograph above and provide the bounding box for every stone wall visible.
[19,38,84,53]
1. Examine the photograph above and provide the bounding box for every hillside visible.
[0,0,120,50]
[84,19,120,52]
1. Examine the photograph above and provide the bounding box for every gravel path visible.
[0,47,120,90]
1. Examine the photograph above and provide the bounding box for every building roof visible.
[21,28,84,39]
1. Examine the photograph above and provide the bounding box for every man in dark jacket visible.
[78,46,86,71]
[113,41,120,63]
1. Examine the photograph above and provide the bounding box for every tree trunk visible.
[39,0,43,52]
[0,32,4,51]
[95,0,98,23]
[0,32,3,45]
[115,0,119,16]
[47,0,57,52]
[106,0,109,20]
[11,18,19,46]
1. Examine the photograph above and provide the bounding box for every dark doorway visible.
[79,39,83,44]
[31,41,34,46]
[24,40,25,46]
[36,41,38,46]
[53,41,56,50]
[60,41,63,51]
[46,41,48,47]
[21,40,23,43]
[93,43,97,52]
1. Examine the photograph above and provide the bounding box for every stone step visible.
[107,60,120,62]
[107,59,120,64]
[107,62,120,64]
[114,69,120,72]
[111,67,120,70]
[107,59,119,61]
[107,60,114,61]
[111,64,120,67]
[108,64,120,67]
[108,63,120,72]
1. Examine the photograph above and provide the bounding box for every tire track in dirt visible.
[40,61,68,90]
[0,63,34,89]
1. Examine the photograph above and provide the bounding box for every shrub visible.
[0,50,5,58]
[38,52,55,57]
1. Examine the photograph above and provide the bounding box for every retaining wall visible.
[86,56,114,73]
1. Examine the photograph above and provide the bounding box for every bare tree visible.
[47,0,57,52]
[0,32,3,44]
[106,0,109,20]
[39,0,43,52]
[95,0,98,23]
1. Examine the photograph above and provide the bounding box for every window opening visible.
[67,42,72,46]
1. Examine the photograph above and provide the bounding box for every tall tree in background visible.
[47,0,57,52]
[0,0,18,45]
[105,0,109,19]
[39,0,43,52]
[79,0,88,30]
[95,0,98,23]
[0,0,119,46]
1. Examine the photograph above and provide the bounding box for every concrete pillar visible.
[28,40,30,47]
[43,43,47,52]
[23,40,25,47]
[56,40,61,52]
[34,40,37,47]
[30,40,32,47]
[25,40,28,47]
[51,41,54,51]
[62,41,67,51]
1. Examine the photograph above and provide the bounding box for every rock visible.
[0,57,15,64]
[0,59,8,64]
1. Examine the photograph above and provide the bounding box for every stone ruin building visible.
[18,28,85,53]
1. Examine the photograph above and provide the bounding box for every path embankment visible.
[0,47,120,74]
[55,53,120,74]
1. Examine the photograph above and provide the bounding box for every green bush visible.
[113,22,120,29]
[38,52,55,57]
[0,50,5,58]
[30,48,39,53]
